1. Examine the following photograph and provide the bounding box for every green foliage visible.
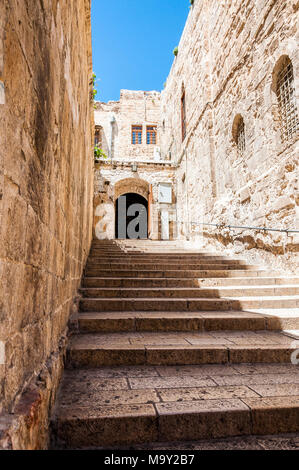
[173,47,178,57]
[92,72,98,102]
[94,145,108,162]
[190,0,194,5]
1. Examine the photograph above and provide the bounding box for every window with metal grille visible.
[181,91,186,141]
[132,125,142,144]
[95,126,102,147]
[146,126,157,145]
[276,59,299,142]
[236,119,246,155]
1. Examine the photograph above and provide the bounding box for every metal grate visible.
[277,60,299,142]
[237,119,245,155]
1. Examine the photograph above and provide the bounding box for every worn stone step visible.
[89,253,242,260]
[67,331,298,368]
[79,296,299,313]
[78,311,268,333]
[80,285,299,299]
[51,364,299,448]
[84,269,269,278]
[77,310,299,333]
[82,276,299,288]
[86,262,256,271]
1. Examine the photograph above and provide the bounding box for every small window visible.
[95,126,102,147]
[236,118,245,155]
[276,58,299,142]
[232,115,245,156]
[181,90,186,141]
[146,126,157,145]
[132,125,142,144]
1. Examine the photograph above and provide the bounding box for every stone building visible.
[0,0,299,451]
[94,90,177,240]
[159,0,299,272]
[94,0,299,272]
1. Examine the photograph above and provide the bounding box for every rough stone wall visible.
[161,0,299,272]
[0,0,94,449]
[95,90,162,161]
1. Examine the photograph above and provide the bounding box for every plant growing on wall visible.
[92,72,97,100]
[94,144,108,163]
[173,47,178,57]
[91,72,100,109]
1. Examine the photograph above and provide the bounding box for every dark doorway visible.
[115,193,148,239]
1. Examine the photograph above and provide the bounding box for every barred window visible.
[132,125,142,144]
[146,126,157,145]
[232,115,246,156]
[276,58,299,142]
[236,118,245,155]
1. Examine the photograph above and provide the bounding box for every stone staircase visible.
[51,240,299,449]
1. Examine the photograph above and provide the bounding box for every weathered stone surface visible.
[156,399,251,441]
[158,0,298,272]
[0,0,93,450]
[243,396,299,434]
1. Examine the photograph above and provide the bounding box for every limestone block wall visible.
[161,0,299,272]
[94,89,162,161]
[0,0,94,449]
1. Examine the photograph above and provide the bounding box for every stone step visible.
[86,263,256,272]
[78,310,299,333]
[82,276,299,288]
[79,296,299,313]
[84,268,266,278]
[51,364,299,448]
[88,257,245,263]
[77,311,266,333]
[89,252,241,259]
[80,285,299,299]
[67,331,298,368]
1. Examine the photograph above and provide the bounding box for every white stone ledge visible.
[96,159,176,168]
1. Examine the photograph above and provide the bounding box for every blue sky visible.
[91,0,189,103]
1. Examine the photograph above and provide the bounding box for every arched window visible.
[232,115,245,156]
[275,57,298,142]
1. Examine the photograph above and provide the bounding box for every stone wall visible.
[0,0,94,449]
[94,90,162,161]
[160,0,299,272]
[94,90,176,240]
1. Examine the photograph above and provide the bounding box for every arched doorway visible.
[115,193,148,239]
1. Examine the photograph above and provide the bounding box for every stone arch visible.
[263,48,298,139]
[271,55,293,95]
[269,54,298,143]
[114,178,150,201]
